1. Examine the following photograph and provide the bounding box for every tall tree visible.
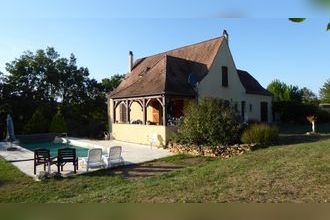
[320,79,330,103]
[267,80,303,103]
[2,47,110,138]
[301,87,319,104]
[267,80,288,102]
[101,74,125,93]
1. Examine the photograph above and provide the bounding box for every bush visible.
[241,124,279,146]
[175,97,242,146]
[49,108,67,133]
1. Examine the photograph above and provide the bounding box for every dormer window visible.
[222,66,228,87]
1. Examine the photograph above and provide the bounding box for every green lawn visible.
[0,134,330,202]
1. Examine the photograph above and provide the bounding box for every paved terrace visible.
[0,139,173,180]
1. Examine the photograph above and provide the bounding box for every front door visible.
[260,102,268,123]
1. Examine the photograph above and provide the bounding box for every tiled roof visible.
[109,36,272,99]
[237,70,272,96]
[110,37,224,98]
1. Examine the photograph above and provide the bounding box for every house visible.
[108,30,272,146]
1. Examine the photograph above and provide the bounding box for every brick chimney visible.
[223,30,229,41]
[128,51,134,73]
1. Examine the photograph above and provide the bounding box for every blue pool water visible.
[21,142,89,157]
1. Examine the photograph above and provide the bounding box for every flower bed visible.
[168,143,257,158]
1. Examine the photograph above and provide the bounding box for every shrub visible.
[273,101,330,123]
[49,108,67,133]
[241,124,279,146]
[175,97,242,146]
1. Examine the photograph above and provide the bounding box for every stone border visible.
[168,143,257,158]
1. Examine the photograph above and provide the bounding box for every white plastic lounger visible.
[81,148,105,172]
[103,146,124,168]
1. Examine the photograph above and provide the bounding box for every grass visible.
[0,128,330,202]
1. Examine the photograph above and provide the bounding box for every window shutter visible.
[222,66,228,87]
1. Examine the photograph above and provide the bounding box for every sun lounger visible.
[103,146,124,168]
[81,148,105,172]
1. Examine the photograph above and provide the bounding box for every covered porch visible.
[109,95,193,146]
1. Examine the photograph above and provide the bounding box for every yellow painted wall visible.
[147,105,154,123]
[112,124,174,146]
[130,101,143,122]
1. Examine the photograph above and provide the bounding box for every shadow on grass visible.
[279,134,330,146]
[279,123,330,135]
[82,163,185,179]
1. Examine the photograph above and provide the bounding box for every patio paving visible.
[0,139,173,180]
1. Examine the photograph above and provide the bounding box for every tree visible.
[320,79,330,103]
[285,85,303,103]
[3,47,110,138]
[301,87,319,104]
[49,108,67,133]
[267,80,303,102]
[101,74,125,93]
[23,109,49,134]
[267,80,288,102]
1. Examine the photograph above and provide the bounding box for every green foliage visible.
[301,87,319,105]
[23,110,49,134]
[241,124,279,146]
[273,101,330,123]
[1,47,120,138]
[268,80,330,123]
[289,17,330,31]
[49,109,67,133]
[267,79,303,103]
[314,0,330,7]
[289,18,306,22]
[320,79,330,103]
[175,97,241,146]
[101,74,125,93]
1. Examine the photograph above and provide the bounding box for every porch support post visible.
[162,96,167,126]
[142,98,146,125]
[126,100,130,124]
[113,100,116,124]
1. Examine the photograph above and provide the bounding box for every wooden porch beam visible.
[126,100,130,124]
[112,99,116,124]
[113,95,164,103]
[142,98,146,125]
[162,96,167,126]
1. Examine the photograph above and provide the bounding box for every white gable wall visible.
[198,39,272,123]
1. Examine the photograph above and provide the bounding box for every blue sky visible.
[0,0,329,94]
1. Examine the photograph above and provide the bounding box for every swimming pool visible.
[21,142,89,157]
